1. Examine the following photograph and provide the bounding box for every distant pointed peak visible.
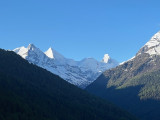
[28,43,35,47]
[27,44,37,50]
[48,47,54,51]
[102,54,110,63]
[104,54,110,58]
[45,47,54,59]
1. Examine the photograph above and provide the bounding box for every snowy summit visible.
[13,44,119,88]
[45,47,54,59]
[138,31,160,56]
[102,54,110,63]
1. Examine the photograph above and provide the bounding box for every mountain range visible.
[13,44,118,88]
[86,31,160,120]
[0,49,137,120]
[6,30,160,120]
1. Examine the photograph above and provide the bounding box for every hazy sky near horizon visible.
[0,0,160,62]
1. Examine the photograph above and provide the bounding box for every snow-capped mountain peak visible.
[45,47,54,59]
[138,31,160,56]
[102,54,110,63]
[44,47,66,65]
[13,44,119,88]
[13,46,28,58]
[13,43,40,59]
[13,44,47,65]
[28,44,37,50]
[145,31,160,48]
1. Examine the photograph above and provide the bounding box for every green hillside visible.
[86,54,160,120]
[119,70,160,100]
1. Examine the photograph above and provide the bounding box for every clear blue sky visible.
[0,0,160,62]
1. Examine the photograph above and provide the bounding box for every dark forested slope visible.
[0,49,136,120]
[86,54,160,120]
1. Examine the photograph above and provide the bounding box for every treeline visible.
[121,70,160,100]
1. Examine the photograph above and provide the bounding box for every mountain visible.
[0,49,137,120]
[138,31,160,56]
[13,44,118,88]
[86,31,160,120]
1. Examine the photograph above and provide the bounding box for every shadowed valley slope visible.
[86,31,160,120]
[0,49,136,120]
